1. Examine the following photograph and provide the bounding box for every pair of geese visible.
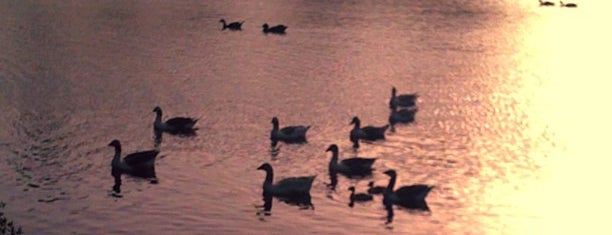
[539,0,578,7]
[108,107,198,178]
[219,19,287,34]
[271,87,419,149]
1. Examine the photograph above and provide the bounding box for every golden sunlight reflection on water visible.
[512,1,612,233]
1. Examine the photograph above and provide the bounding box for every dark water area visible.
[1,0,611,234]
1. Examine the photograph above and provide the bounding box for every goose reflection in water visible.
[108,140,159,197]
[255,163,315,216]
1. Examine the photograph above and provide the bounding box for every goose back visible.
[123,150,159,166]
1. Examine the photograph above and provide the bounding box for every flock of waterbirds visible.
[538,0,578,7]
[108,84,425,224]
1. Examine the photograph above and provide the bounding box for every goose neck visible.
[386,175,396,192]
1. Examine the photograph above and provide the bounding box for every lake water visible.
[1,0,611,234]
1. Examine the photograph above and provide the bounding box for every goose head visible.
[368,181,374,187]
[271,117,279,125]
[348,186,356,192]
[350,116,361,126]
[108,139,121,148]
[391,87,397,96]
[325,144,339,153]
[257,163,273,173]
[262,23,269,30]
[153,106,162,115]
[383,169,397,178]
[219,19,226,24]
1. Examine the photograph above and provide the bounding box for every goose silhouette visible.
[270,117,310,148]
[389,105,418,131]
[383,169,433,223]
[389,87,418,109]
[257,163,316,198]
[108,139,158,178]
[367,181,386,195]
[349,116,389,149]
[539,0,555,6]
[348,186,373,207]
[153,106,198,135]
[219,19,244,30]
[326,144,376,177]
[262,23,287,34]
[560,1,577,7]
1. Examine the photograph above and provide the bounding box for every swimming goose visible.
[262,23,287,34]
[389,106,418,131]
[367,181,386,195]
[219,19,244,30]
[257,163,316,198]
[350,116,389,149]
[108,139,158,178]
[383,169,434,208]
[560,1,577,7]
[389,87,418,109]
[326,144,376,177]
[153,106,198,135]
[270,117,311,147]
[539,0,555,6]
[348,186,373,207]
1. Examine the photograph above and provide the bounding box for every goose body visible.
[219,19,244,30]
[270,117,310,147]
[389,87,418,109]
[389,106,418,130]
[383,170,433,208]
[326,144,376,177]
[348,186,373,207]
[262,23,287,34]
[257,163,315,198]
[153,106,198,135]
[367,181,386,195]
[560,1,577,7]
[108,140,158,178]
[350,117,389,149]
[539,0,555,6]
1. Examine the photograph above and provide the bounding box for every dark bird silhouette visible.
[219,19,244,30]
[350,117,389,149]
[539,0,555,6]
[389,87,418,109]
[388,105,418,132]
[262,23,287,34]
[367,181,386,195]
[326,144,376,178]
[560,1,577,7]
[108,140,158,178]
[256,163,315,214]
[348,186,373,207]
[270,117,310,148]
[153,106,198,135]
[382,169,433,224]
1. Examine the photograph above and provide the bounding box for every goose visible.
[219,19,244,30]
[539,0,555,6]
[257,163,316,198]
[153,106,198,135]
[108,139,158,178]
[270,117,311,147]
[348,186,373,207]
[326,144,376,177]
[389,87,418,109]
[367,181,386,195]
[350,116,389,149]
[560,1,577,7]
[262,23,287,34]
[389,106,418,131]
[383,169,434,208]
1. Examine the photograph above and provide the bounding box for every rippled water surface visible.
[1,0,612,234]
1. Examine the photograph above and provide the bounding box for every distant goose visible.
[257,163,316,198]
[383,169,434,208]
[389,106,418,131]
[108,139,158,178]
[153,106,198,135]
[326,144,376,177]
[348,186,373,207]
[262,23,287,34]
[367,181,386,195]
[270,117,311,147]
[350,116,389,149]
[560,1,577,7]
[219,19,244,30]
[539,0,555,6]
[389,87,418,109]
